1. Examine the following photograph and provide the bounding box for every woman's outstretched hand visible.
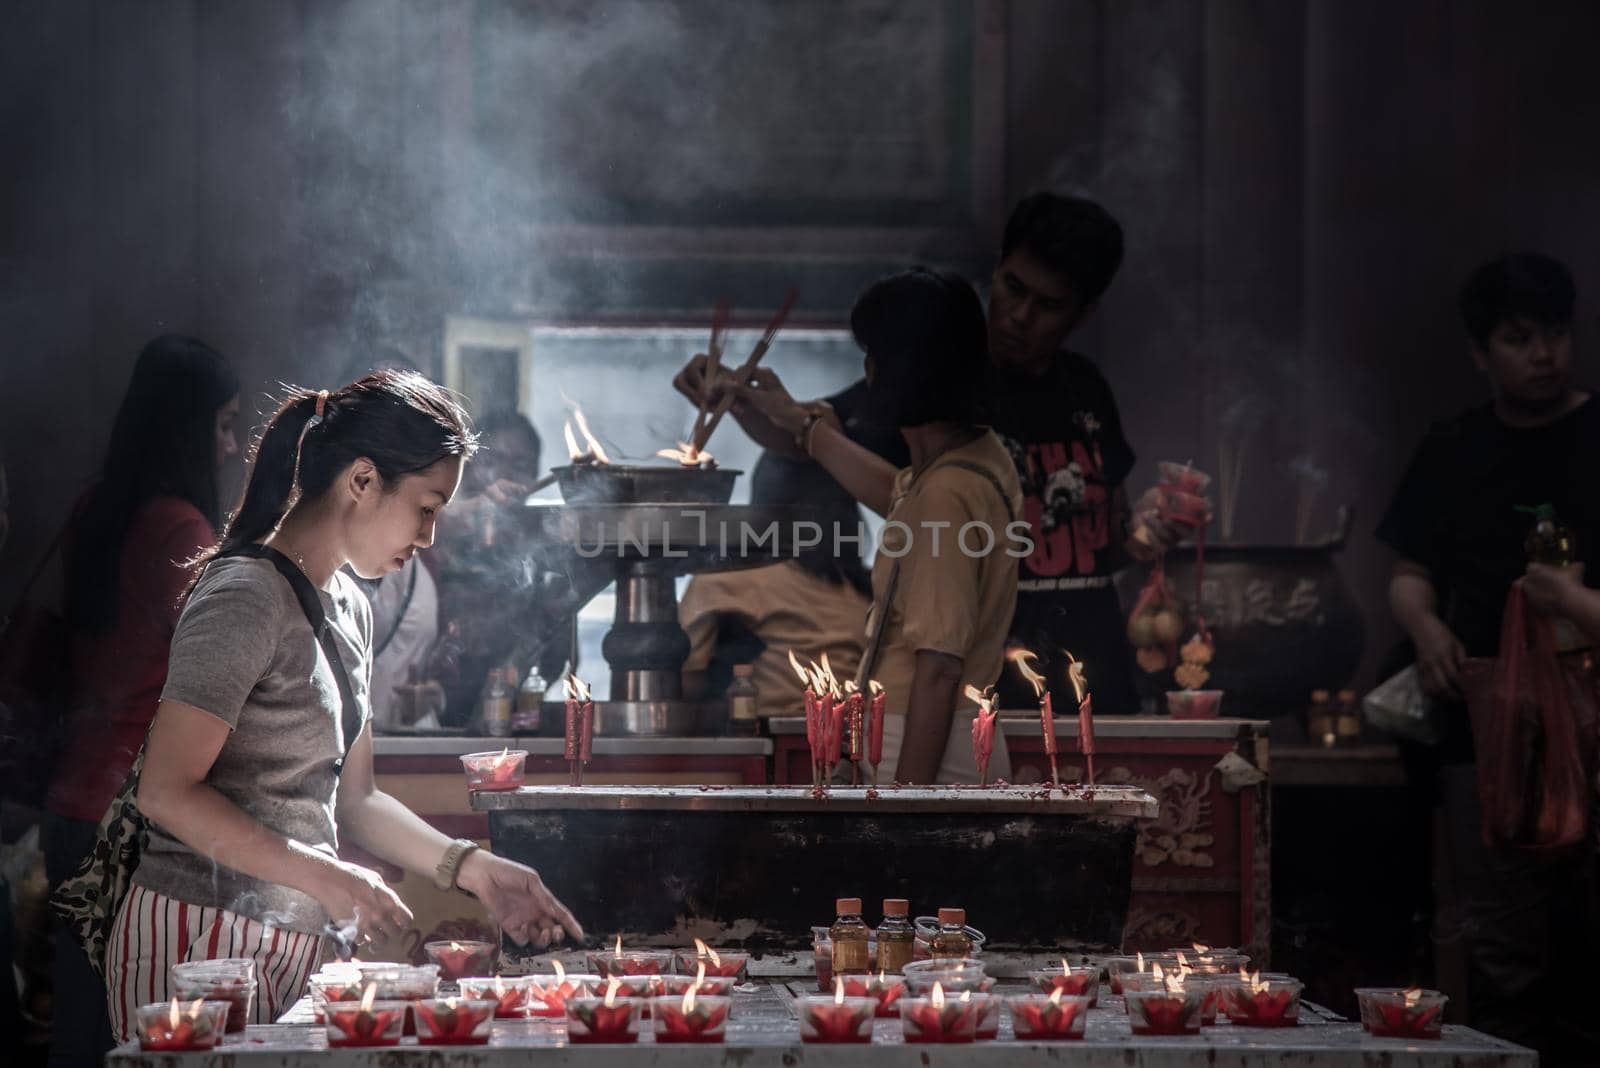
[457,850,585,949]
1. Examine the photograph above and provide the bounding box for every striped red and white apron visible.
[106,884,325,1041]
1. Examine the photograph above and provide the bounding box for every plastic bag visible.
[1461,583,1591,853]
[1361,665,1437,745]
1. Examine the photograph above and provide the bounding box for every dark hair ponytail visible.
[196,369,477,570]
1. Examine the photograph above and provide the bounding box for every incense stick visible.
[692,287,799,454]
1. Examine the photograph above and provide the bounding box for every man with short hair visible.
[1377,253,1600,1065]
[676,192,1173,719]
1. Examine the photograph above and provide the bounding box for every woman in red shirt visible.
[42,335,239,1067]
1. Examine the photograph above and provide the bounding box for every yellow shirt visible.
[867,430,1024,721]
[680,560,870,718]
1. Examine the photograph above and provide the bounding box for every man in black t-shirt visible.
[1376,253,1600,1064]
[674,194,1176,715]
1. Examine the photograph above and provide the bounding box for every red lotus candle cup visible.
[661,974,737,998]
[650,990,731,1043]
[899,984,981,1043]
[308,973,366,1024]
[1007,991,1090,1041]
[324,997,408,1047]
[673,942,750,982]
[423,939,497,981]
[1221,976,1303,1027]
[135,999,229,1052]
[1102,956,1143,995]
[565,990,640,1044]
[525,969,600,1018]
[460,749,527,791]
[587,945,674,979]
[458,975,537,1019]
[1029,962,1102,1007]
[1166,690,1224,719]
[1355,988,1448,1039]
[364,963,440,1035]
[798,988,876,1043]
[1186,977,1228,1025]
[1125,987,1204,1036]
[840,971,907,1017]
[412,998,497,1046]
[168,973,256,1034]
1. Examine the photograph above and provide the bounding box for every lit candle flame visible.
[614,934,623,959]
[819,653,838,695]
[604,976,621,1008]
[869,679,883,695]
[682,983,697,1014]
[1007,647,1047,698]
[1403,987,1422,1007]
[169,998,182,1029]
[834,976,845,1006]
[964,684,994,712]
[563,421,582,460]
[492,975,506,996]
[959,990,972,1003]
[788,649,812,686]
[450,940,463,952]
[1064,650,1088,703]
[565,676,592,703]
[1153,963,1165,985]
[1136,951,1145,972]
[360,983,377,1013]
[553,960,566,983]
[930,981,945,1009]
[693,938,721,967]
[655,443,714,467]
[1176,951,1190,969]
[1192,942,1211,955]
[1049,987,1064,1006]
[569,407,611,464]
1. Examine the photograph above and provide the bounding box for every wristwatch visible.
[434,838,480,892]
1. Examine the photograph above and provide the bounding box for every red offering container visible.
[413,998,497,1046]
[588,948,674,979]
[1028,964,1102,1007]
[1007,992,1090,1041]
[798,992,876,1043]
[135,1000,229,1052]
[1221,977,1303,1027]
[840,972,907,1017]
[899,987,981,1043]
[1125,988,1204,1036]
[458,975,536,1019]
[324,999,407,1047]
[1355,988,1447,1039]
[460,749,527,791]
[423,940,496,981]
[565,995,640,1044]
[673,944,750,981]
[649,993,731,1043]
[168,972,255,1034]
[526,971,600,1018]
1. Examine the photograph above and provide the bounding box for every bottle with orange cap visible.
[929,907,973,960]
[875,899,916,975]
[830,898,871,975]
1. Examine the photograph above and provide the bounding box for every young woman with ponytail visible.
[104,370,582,1040]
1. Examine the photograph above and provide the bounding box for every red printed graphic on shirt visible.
[1001,431,1114,579]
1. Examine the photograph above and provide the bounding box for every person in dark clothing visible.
[674,193,1178,716]
[1377,252,1600,1066]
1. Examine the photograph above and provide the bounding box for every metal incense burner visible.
[520,493,815,735]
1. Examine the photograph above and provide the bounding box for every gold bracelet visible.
[434,838,480,892]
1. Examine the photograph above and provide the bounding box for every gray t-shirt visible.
[134,555,372,934]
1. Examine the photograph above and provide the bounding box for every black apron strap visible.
[217,545,364,774]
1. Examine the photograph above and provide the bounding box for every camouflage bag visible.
[48,749,148,978]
